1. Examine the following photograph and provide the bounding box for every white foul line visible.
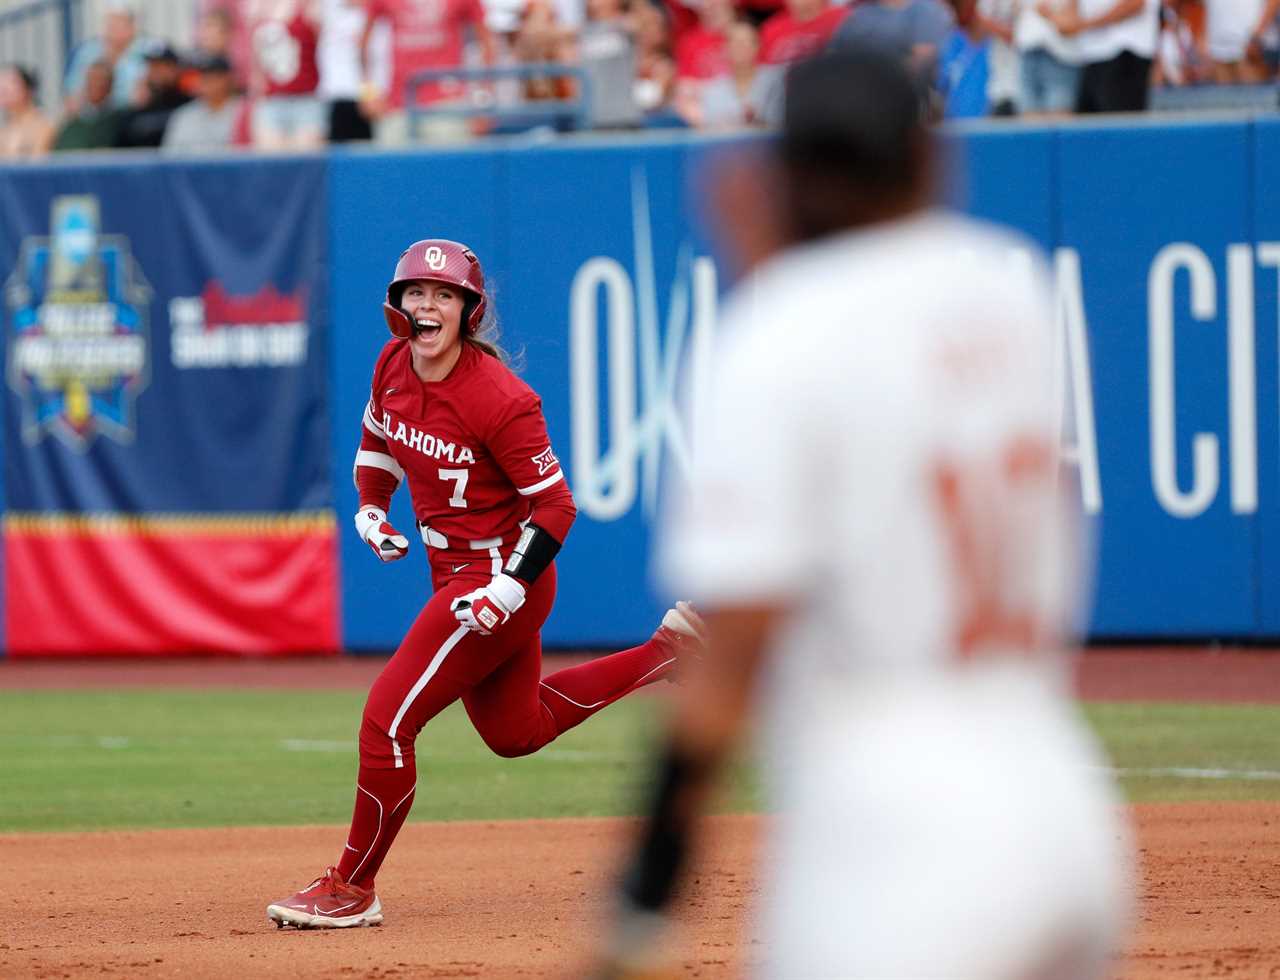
[11,733,1280,783]
[1110,766,1280,781]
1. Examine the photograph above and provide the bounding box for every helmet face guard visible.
[384,239,486,339]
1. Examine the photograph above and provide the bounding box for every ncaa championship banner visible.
[0,159,337,655]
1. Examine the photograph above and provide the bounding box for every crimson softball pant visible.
[335,566,676,887]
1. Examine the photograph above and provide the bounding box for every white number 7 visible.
[439,468,469,508]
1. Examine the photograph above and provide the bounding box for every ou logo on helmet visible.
[424,246,446,271]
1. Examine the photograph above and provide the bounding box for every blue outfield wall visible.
[4,118,1280,652]
[331,119,1280,648]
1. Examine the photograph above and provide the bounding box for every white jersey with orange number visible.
[661,210,1132,980]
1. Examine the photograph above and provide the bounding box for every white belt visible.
[419,523,507,577]
[417,522,503,553]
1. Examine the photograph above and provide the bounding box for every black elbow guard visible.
[503,522,562,585]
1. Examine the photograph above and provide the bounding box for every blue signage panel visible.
[944,124,1055,248]
[500,140,704,646]
[1056,121,1256,635]
[330,123,1273,648]
[1249,118,1280,634]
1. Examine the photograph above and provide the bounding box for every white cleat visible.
[661,601,708,642]
[266,867,384,930]
[655,601,708,683]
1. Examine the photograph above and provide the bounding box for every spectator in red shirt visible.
[662,0,701,46]
[672,0,732,118]
[361,0,498,144]
[247,0,325,149]
[682,16,779,124]
[674,0,735,77]
[758,0,850,63]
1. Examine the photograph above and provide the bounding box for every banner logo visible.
[568,167,718,521]
[532,446,558,475]
[168,282,308,368]
[5,195,152,449]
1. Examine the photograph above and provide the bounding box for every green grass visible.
[2,692,1279,833]
[1084,702,1280,802]
[0,689,761,833]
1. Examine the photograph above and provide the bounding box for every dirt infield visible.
[3,817,758,980]
[1124,803,1280,979]
[3,805,1279,979]
[4,648,1280,978]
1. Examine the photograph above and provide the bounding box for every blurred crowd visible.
[948,0,1280,118]
[0,0,1274,159]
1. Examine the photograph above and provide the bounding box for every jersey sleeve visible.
[353,370,404,512]
[487,392,577,543]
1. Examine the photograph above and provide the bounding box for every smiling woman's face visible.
[401,279,465,380]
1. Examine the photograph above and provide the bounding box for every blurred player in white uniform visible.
[598,47,1132,980]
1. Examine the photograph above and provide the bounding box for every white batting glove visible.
[450,573,526,634]
[355,507,409,563]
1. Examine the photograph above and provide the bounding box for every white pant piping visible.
[538,657,674,710]
[389,624,469,768]
[348,781,417,885]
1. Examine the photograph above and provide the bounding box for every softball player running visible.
[267,239,704,929]
[600,48,1133,979]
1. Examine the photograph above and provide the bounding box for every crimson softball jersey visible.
[354,339,576,579]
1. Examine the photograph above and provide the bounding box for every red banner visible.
[5,515,339,655]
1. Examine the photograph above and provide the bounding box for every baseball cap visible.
[142,40,181,63]
[189,52,232,74]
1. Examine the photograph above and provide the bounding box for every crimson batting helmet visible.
[383,239,487,339]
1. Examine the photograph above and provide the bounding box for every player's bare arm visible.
[597,604,780,977]
[669,605,779,757]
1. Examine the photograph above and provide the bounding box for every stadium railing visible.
[405,63,593,137]
[1151,83,1279,112]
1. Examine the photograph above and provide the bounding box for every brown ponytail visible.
[462,304,509,364]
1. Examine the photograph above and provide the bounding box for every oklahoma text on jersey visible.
[380,412,476,464]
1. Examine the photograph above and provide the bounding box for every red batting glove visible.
[355,507,409,562]
[450,573,526,634]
